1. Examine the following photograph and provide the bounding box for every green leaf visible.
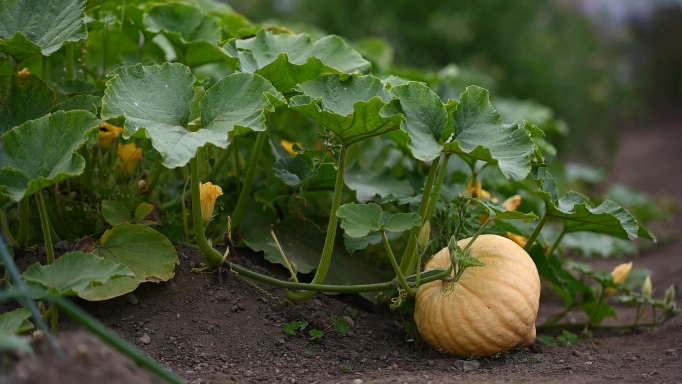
[561,232,637,258]
[308,329,323,340]
[384,213,421,233]
[102,63,282,168]
[200,72,285,137]
[290,74,404,147]
[81,223,178,301]
[22,252,134,297]
[344,163,413,202]
[0,74,55,136]
[565,163,606,184]
[343,212,402,253]
[57,79,95,95]
[51,94,101,115]
[0,309,33,335]
[133,202,154,222]
[240,206,392,300]
[336,203,382,238]
[442,86,539,181]
[273,157,316,187]
[0,110,100,200]
[0,333,33,355]
[388,82,448,161]
[0,0,87,57]
[224,29,371,93]
[474,198,539,222]
[144,3,221,45]
[528,245,593,306]
[0,32,41,62]
[282,323,296,335]
[101,200,131,226]
[532,167,655,242]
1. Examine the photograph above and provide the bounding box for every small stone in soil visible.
[343,316,355,328]
[350,351,359,359]
[379,355,387,360]
[260,297,268,303]
[455,360,480,372]
[571,350,582,357]
[665,349,676,355]
[313,299,322,306]
[54,240,69,251]
[189,261,196,268]
[125,293,139,305]
[391,350,399,358]
[186,370,195,375]
[139,333,151,344]
[353,379,364,384]
[427,360,434,366]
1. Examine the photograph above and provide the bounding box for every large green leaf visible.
[388,82,448,161]
[0,74,55,135]
[0,32,41,62]
[0,334,33,355]
[345,163,413,202]
[200,72,285,136]
[81,223,178,301]
[384,213,421,233]
[240,207,391,300]
[561,232,637,258]
[223,29,371,93]
[442,86,540,181]
[532,167,655,242]
[0,110,100,200]
[22,252,134,297]
[51,94,101,115]
[474,198,539,222]
[290,75,404,147]
[343,212,402,254]
[273,157,316,187]
[0,0,88,58]
[144,3,221,45]
[336,203,382,238]
[0,309,33,335]
[102,63,282,168]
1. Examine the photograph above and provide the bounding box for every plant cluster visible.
[0,0,677,376]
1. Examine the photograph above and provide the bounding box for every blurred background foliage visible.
[227,0,682,158]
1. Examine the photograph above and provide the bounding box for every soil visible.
[1,106,682,384]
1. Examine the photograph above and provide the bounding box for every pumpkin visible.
[414,234,540,357]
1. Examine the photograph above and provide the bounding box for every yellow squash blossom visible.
[280,139,302,156]
[99,122,125,150]
[18,68,30,78]
[115,143,142,180]
[605,262,633,296]
[507,232,527,248]
[200,182,223,226]
[465,180,491,199]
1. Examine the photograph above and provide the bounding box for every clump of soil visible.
[0,331,166,384]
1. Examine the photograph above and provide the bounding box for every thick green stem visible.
[15,198,29,248]
[381,231,416,295]
[65,44,75,80]
[231,131,266,230]
[585,288,607,331]
[35,193,55,265]
[423,154,451,227]
[286,146,348,302]
[524,210,549,252]
[0,209,19,248]
[52,185,66,227]
[224,258,451,293]
[399,156,441,275]
[190,157,223,267]
[547,224,565,257]
[462,217,492,253]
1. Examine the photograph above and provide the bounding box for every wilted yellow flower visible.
[99,122,125,150]
[280,139,302,156]
[115,143,142,180]
[508,232,527,248]
[200,182,223,226]
[642,276,652,298]
[605,261,633,296]
[465,180,491,199]
[502,195,522,211]
[18,68,30,78]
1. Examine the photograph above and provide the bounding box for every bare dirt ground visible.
[2,106,681,384]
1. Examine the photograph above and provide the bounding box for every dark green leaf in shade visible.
[144,3,221,45]
[561,232,637,258]
[473,198,539,222]
[0,111,100,200]
[273,157,316,187]
[0,32,41,62]
[384,212,421,233]
[57,79,95,95]
[101,200,132,227]
[22,252,134,296]
[51,94,101,115]
[222,29,371,93]
[0,334,33,355]
[344,163,413,202]
[0,74,55,136]
[0,0,87,57]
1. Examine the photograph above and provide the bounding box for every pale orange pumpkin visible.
[414,234,540,357]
